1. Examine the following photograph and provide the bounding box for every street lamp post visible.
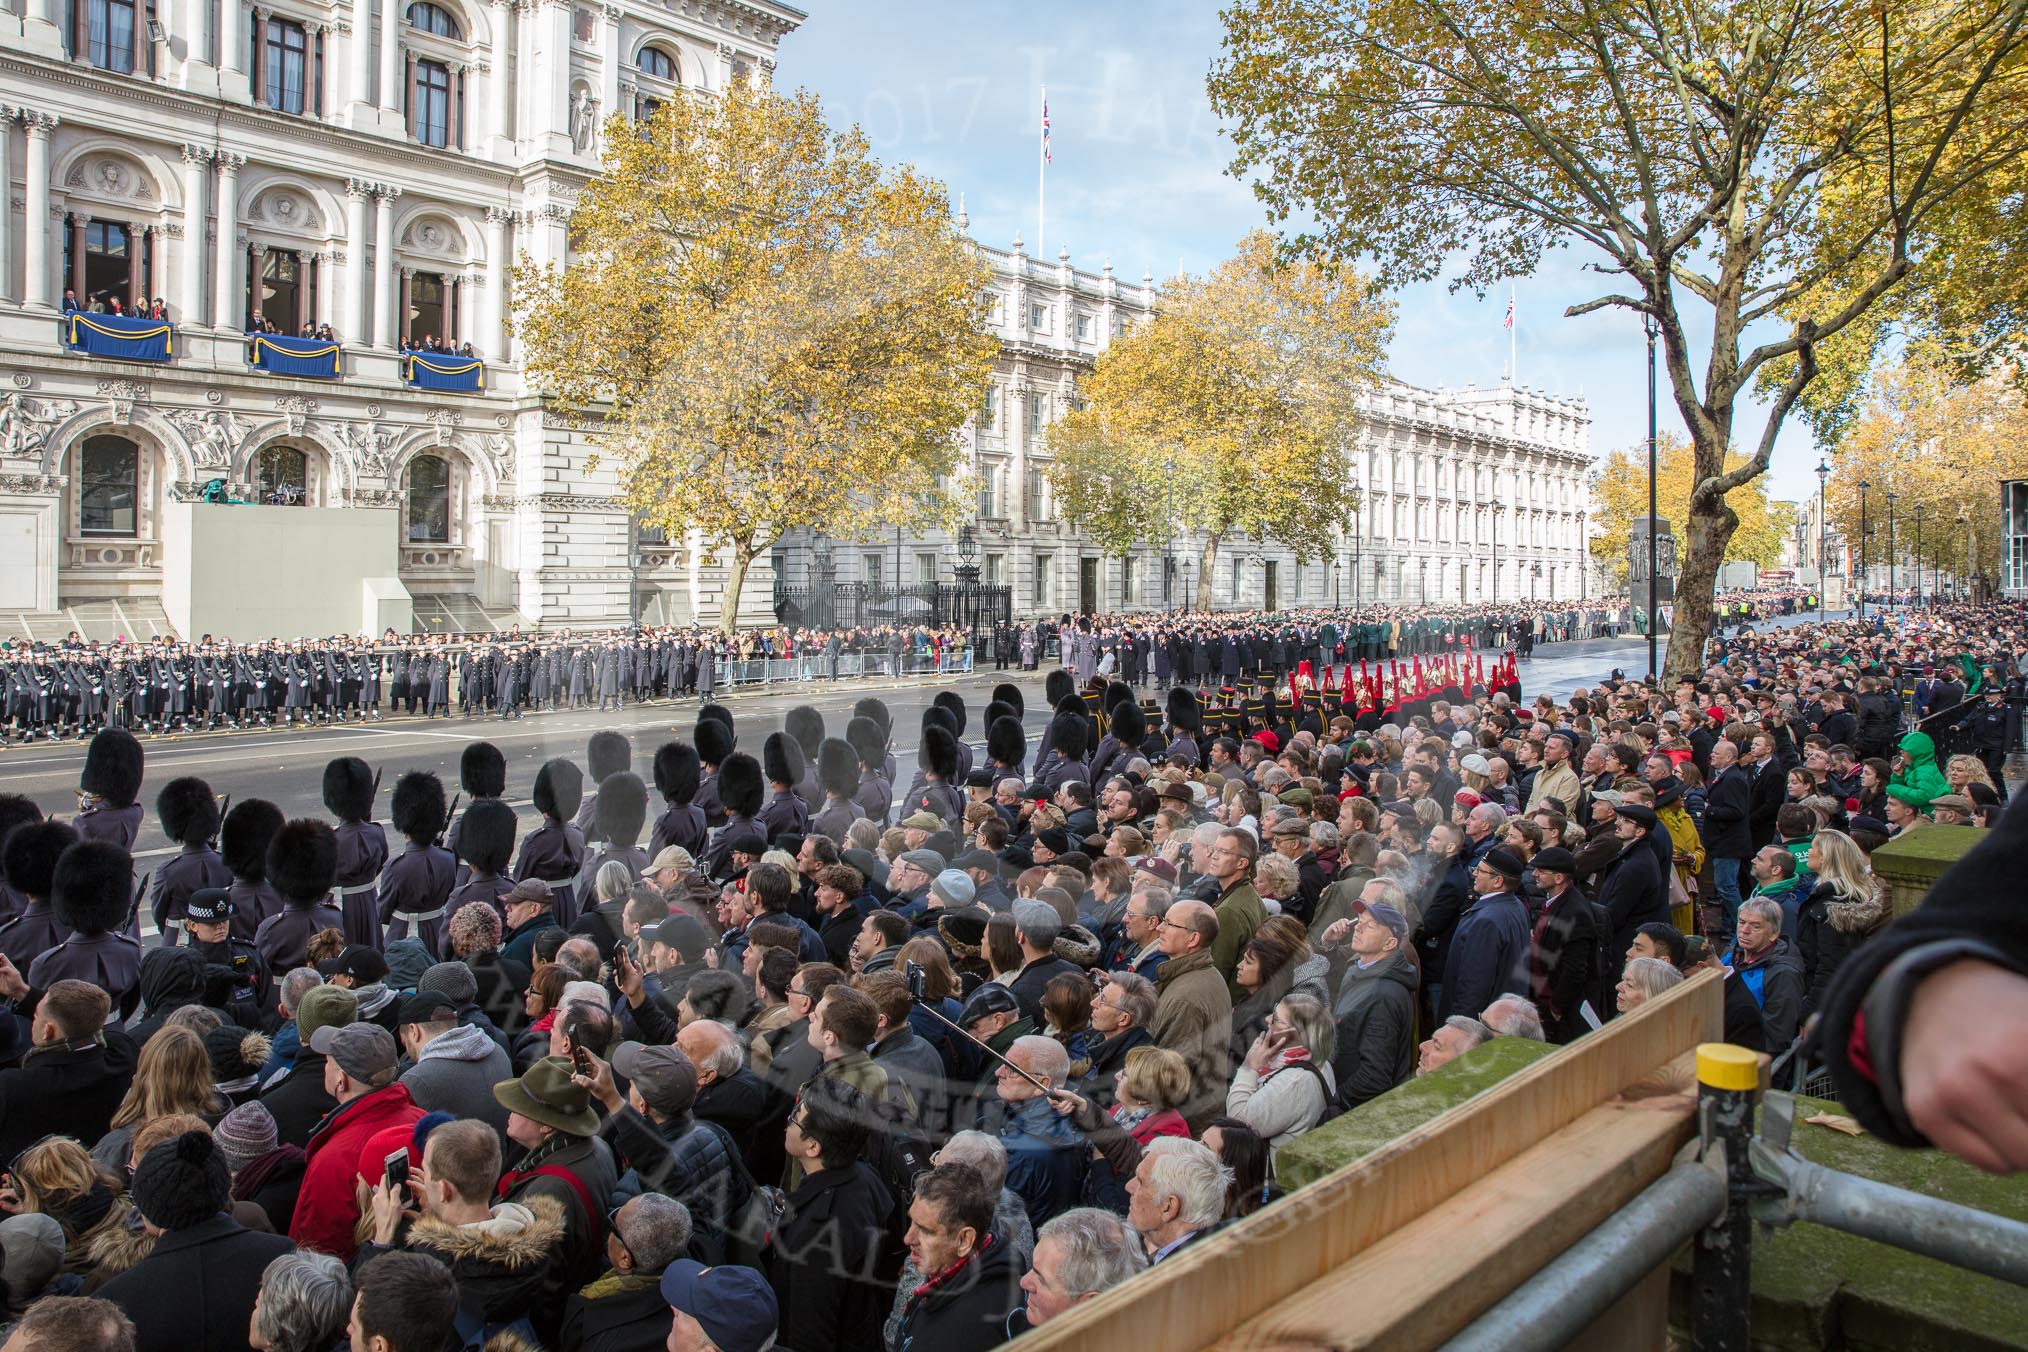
[1911,504,1927,605]
[1814,460,1829,619]
[1857,480,1870,620]
[1162,456,1176,613]
[1643,312,1659,683]
[1873,488,1890,612]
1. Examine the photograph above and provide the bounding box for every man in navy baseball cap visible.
[660,1260,778,1352]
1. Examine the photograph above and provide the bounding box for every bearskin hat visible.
[0,795,41,850]
[156,777,220,847]
[717,753,765,819]
[695,717,735,767]
[267,818,339,904]
[1167,686,1203,735]
[454,799,517,876]
[846,716,887,770]
[1056,693,1089,721]
[922,725,960,782]
[391,771,448,844]
[587,731,632,783]
[1049,710,1090,762]
[79,727,143,807]
[532,758,584,822]
[784,706,825,761]
[3,819,77,899]
[1111,701,1146,747]
[851,697,891,739]
[933,691,968,738]
[697,702,736,744]
[52,839,131,935]
[1044,669,1075,710]
[460,742,507,799]
[221,799,284,882]
[763,732,805,790]
[988,716,1026,769]
[983,700,1016,735]
[322,757,376,823]
[653,742,701,806]
[1103,681,1134,716]
[921,705,957,741]
[817,738,859,799]
[593,771,645,848]
[991,683,1025,719]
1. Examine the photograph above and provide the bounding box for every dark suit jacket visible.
[99,1214,295,1352]
[0,1033,137,1165]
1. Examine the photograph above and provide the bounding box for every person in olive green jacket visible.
[1201,829,1266,997]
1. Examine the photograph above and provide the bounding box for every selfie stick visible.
[904,962,1054,1096]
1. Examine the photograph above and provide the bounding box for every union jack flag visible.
[1042,96,1052,164]
[1504,293,1515,329]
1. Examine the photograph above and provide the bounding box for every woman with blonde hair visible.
[1798,828,1890,1017]
[1228,992,1338,1158]
[92,1026,223,1173]
[1945,753,1997,794]
[1108,1045,1192,1145]
[0,1136,126,1277]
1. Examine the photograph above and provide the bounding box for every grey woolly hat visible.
[417,960,479,1005]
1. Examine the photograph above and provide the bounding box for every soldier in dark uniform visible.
[425,646,451,716]
[0,819,76,970]
[906,724,964,826]
[448,741,508,890]
[1955,682,2013,791]
[380,771,457,957]
[186,886,271,1021]
[448,798,517,927]
[757,732,811,841]
[854,697,898,787]
[701,753,765,881]
[649,742,708,859]
[252,817,344,978]
[809,738,860,842]
[783,706,826,813]
[985,709,1026,784]
[573,730,634,848]
[149,776,231,947]
[324,756,388,950]
[28,839,143,1020]
[847,716,892,827]
[579,770,651,889]
[74,727,144,851]
[219,799,285,945]
[692,716,732,830]
[516,759,586,927]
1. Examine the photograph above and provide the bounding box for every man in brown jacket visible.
[1150,899,1232,1128]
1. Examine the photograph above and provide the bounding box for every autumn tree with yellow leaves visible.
[1044,231,1392,612]
[1590,435,1797,587]
[1210,0,2028,682]
[512,83,1000,632]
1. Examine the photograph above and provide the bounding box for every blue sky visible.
[778,0,1826,506]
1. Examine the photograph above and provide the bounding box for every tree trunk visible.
[1195,532,1222,612]
[718,547,751,638]
[1664,472,1740,685]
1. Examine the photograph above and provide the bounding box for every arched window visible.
[406,455,451,542]
[406,2,460,38]
[79,435,140,536]
[256,445,308,506]
[637,46,676,79]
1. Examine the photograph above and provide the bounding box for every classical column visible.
[22,114,56,309]
[211,151,244,329]
[0,113,13,306]
[486,0,511,145]
[246,240,267,326]
[599,3,621,149]
[220,0,245,76]
[377,0,402,115]
[343,178,370,341]
[483,205,508,356]
[23,0,63,53]
[1010,384,1030,529]
[371,184,400,347]
[530,0,571,154]
[250,7,268,100]
[68,216,86,298]
[397,266,412,342]
[348,0,373,110]
[180,0,214,73]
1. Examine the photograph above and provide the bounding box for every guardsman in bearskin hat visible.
[28,838,143,1019]
[517,758,587,927]
[810,738,860,842]
[184,887,272,1023]
[702,754,764,881]
[783,705,827,813]
[759,732,811,841]
[1165,687,1204,768]
[575,730,634,844]
[323,757,387,950]
[693,711,734,829]
[221,799,285,946]
[853,696,898,786]
[910,720,964,826]
[583,769,650,887]
[448,798,517,921]
[251,815,345,976]
[75,727,145,851]
[985,705,1027,782]
[650,742,707,859]
[846,715,892,827]
[150,776,231,946]
[447,741,508,888]
[933,692,974,784]
[1030,704,1090,800]
[0,818,74,969]
[381,771,456,957]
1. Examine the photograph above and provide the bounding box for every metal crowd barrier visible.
[709,649,974,688]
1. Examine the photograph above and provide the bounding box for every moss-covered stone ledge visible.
[1871,824,1982,916]
[1275,1038,1558,1191]
[1667,1093,2028,1350]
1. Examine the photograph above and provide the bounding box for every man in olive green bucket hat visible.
[493,1055,618,1325]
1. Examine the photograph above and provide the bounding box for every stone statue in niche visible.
[569,89,598,153]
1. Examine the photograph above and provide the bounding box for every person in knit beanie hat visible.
[215,1101,279,1174]
[100,1131,295,1352]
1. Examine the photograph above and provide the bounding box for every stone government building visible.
[0,0,1591,640]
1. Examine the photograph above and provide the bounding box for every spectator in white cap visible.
[930,869,975,911]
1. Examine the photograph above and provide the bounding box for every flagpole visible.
[1509,282,1518,387]
[1037,84,1047,255]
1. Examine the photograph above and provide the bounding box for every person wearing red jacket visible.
[289,1021,423,1259]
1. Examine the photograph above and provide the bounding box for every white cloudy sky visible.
[777,0,1828,505]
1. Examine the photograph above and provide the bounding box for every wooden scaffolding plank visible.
[1016,970,1723,1352]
